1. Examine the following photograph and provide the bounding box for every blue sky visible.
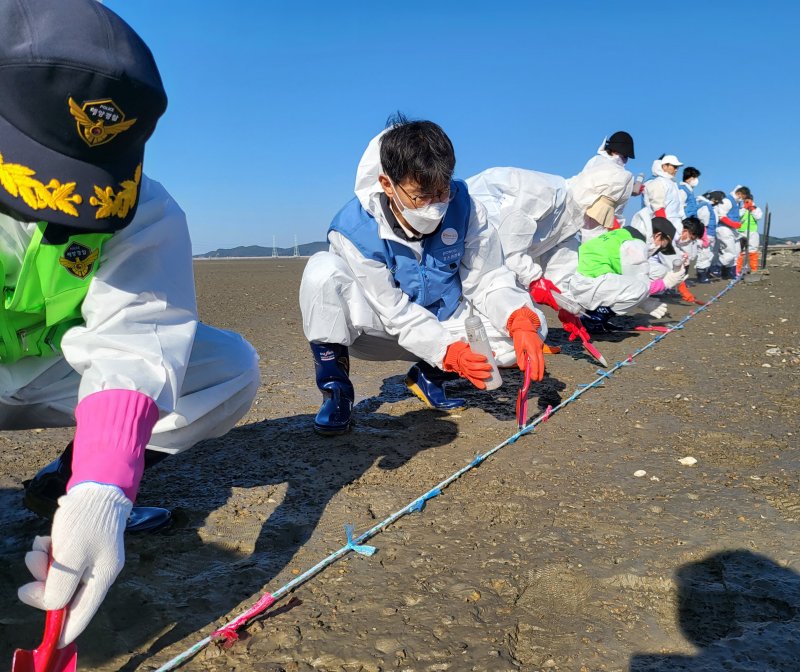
[105,1,799,253]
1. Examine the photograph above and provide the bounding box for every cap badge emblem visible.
[69,97,137,147]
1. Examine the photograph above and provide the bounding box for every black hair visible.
[683,167,701,180]
[702,190,725,205]
[735,185,753,199]
[682,216,705,239]
[380,112,455,193]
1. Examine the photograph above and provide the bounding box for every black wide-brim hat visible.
[651,216,677,255]
[0,0,167,231]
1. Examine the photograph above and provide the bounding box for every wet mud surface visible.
[1,255,798,671]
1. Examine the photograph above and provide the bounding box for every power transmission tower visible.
[272,235,277,258]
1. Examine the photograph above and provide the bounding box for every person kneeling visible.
[299,116,547,434]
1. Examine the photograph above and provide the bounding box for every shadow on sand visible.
[630,549,800,671]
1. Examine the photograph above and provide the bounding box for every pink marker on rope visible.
[212,593,276,646]
[541,404,553,423]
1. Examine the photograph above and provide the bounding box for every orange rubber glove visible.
[506,307,545,382]
[677,281,696,303]
[443,341,492,389]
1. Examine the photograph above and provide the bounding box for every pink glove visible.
[529,278,561,312]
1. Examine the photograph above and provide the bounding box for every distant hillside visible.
[767,235,799,245]
[195,241,328,258]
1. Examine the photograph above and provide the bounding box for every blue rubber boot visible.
[311,343,354,435]
[405,361,466,410]
[696,269,711,284]
[23,443,173,534]
[721,265,738,280]
[580,306,620,334]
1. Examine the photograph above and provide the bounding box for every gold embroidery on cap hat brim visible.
[90,164,141,220]
[0,152,82,216]
[0,152,141,221]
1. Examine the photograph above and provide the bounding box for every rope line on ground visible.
[153,276,743,671]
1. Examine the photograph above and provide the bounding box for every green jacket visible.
[0,222,111,363]
[577,228,634,278]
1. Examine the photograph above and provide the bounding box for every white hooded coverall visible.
[466,157,634,300]
[0,176,260,454]
[300,130,545,369]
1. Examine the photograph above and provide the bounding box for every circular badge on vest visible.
[440,228,459,245]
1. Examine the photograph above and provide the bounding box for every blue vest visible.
[329,180,470,321]
[697,201,717,237]
[724,196,740,226]
[679,183,698,217]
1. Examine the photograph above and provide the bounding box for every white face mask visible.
[687,177,699,188]
[391,185,448,235]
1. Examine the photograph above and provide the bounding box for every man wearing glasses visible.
[299,115,547,435]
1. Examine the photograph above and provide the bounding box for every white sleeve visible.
[678,189,687,210]
[752,206,763,220]
[328,231,455,367]
[460,198,538,335]
[493,210,543,287]
[643,179,667,212]
[60,176,198,412]
[619,239,651,283]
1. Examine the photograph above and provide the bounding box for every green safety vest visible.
[577,228,634,278]
[739,210,758,236]
[0,223,111,363]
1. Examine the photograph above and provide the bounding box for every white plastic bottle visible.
[464,312,503,390]
[551,291,584,316]
[633,173,645,195]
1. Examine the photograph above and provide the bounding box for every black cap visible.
[651,216,676,255]
[605,131,635,159]
[0,0,167,230]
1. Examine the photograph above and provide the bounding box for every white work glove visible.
[641,298,669,319]
[662,267,687,289]
[18,482,131,647]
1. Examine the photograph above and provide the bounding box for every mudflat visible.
[1,255,798,672]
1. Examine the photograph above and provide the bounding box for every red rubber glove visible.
[529,278,561,311]
[558,308,590,344]
[654,207,667,218]
[443,341,492,389]
[507,307,545,382]
[743,199,756,211]
[720,216,741,229]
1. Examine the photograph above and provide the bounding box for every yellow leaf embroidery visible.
[90,163,141,220]
[0,152,82,216]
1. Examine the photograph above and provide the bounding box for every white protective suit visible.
[733,190,762,253]
[626,216,673,281]
[0,176,260,453]
[632,159,685,233]
[714,196,740,267]
[465,160,634,298]
[629,160,687,278]
[576,141,637,228]
[566,233,651,314]
[695,195,714,271]
[300,131,545,369]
